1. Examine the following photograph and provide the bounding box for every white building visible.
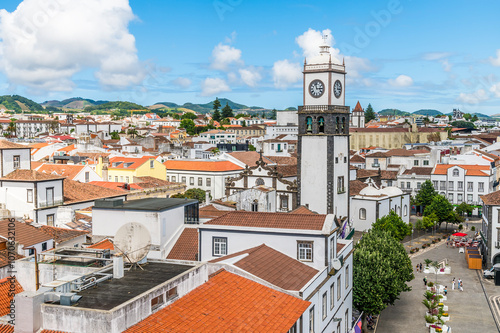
[350,101,365,128]
[398,167,434,196]
[0,140,31,176]
[198,211,354,333]
[35,163,102,183]
[481,191,500,267]
[350,183,410,231]
[197,130,236,144]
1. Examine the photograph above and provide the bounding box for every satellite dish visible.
[114,222,151,264]
[332,258,342,270]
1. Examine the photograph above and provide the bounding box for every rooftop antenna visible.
[113,222,151,271]
[320,34,330,54]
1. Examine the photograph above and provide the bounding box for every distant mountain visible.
[0,95,43,112]
[412,109,443,116]
[150,98,267,114]
[42,97,109,109]
[378,109,410,116]
[473,112,490,119]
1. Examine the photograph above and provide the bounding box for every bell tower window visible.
[335,117,340,134]
[306,117,313,134]
[342,117,346,134]
[318,117,325,133]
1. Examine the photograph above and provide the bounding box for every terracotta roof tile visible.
[63,179,125,204]
[36,164,85,181]
[88,238,114,250]
[0,220,53,248]
[204,211,327,231]
[134,176,178,189]
[380,170,398,180]
[109,156,158,170]
[350,180,368,196]
[403,167,433,175]
[39,225,88,245]
[0,249,23,268]
[384,149,429,157]
[350,154,365,163]
[366,151,388,158]
[166,228,198,261]
[433,164,490,176]
[0,140,29,150]
[0,277,23,316]
[124,270,310,333]
[289,206,316,214]
[264,156,297,165]
[199,204,229,219]
[1,169,65,181]
[163,160,243,172]
[276,164,297,177]
[210,244,318,290]
[228,151,274,166]
[357,169,379,179]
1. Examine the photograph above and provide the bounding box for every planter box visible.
[442,315,450,322]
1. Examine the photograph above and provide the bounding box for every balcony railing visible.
[38,200,64,208]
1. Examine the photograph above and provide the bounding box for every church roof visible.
[353,101,363,112]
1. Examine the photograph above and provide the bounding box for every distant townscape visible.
[3,41,500,333]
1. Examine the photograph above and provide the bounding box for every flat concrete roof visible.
[94,197,198,211]
[74,262,193,310]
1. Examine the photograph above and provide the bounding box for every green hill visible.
[150,98,265,114]
[378,109,410,116]
[412,109,443,116]
[0,95,43,112]
[42,97,109,109]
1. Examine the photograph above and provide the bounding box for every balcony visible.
[372,163,380,168]
[38,200,64,208]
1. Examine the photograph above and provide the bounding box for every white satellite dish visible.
[114,222,151,265]
[331,258,342,270]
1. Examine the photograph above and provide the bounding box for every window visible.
[448,181,453,191]
[206,178,211,186]
[184,202,199,224]
[309,306,315,333]
[467,194,473,203]
[404,205,408,216]
[151,294,164,310]
[172,176,176,182]
[13,155,20,169]
[337,275,341,300]
[318,117,325,133]
[85,172,90,183]
[406,182,410,189]
[345,265,350,289]
[337,322,341,333]
[423,160,429,166]
[433,180,438,188]
[42,242,47,251]
[28,248,35,256]
[467,182,473,191]
[417,182,421,189]
[166,286,178,300]
[440,181,445,190]
[181,176,186,184]
[198,178,203,186]
[271,144,274,150]
[306,117,313,134]
[345,309,349,333]
[458,193,463,202]
[479,182,484,192]
[448,193,453,202]
[414,160,419,166]
[458,181,463,190]
[150,159,154,168]
[335,157,339,164]
[126,176,129,183]
[330,283,335,309]
[120,176,124,182]
[47,214,54,227]
[213,237,227,256]
[298,241,313,261]
[27,189,33,203]
[115,176,118,182]
[166,176,170,181]
[401,182,405,189]
[46,187,54,206]
[453,168,459,176]
[251,201,258,212]
[322,292,327,320]
[337,176,345,193]
[109,175,112,181]
[359,208,366,220]
[280,195,288,210]
[189,177,194,185]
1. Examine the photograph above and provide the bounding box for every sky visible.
[0,0,500,114]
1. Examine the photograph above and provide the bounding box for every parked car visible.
[483,264,500,279]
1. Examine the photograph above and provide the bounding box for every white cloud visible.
[0,0,145,91]
[200,77,230,96]
[210,43,243,71]
[490,83,500,98]
[388,75,414,87]
[295,28,341,63]
[422,52,451,61]
[457,89,489,104]
[171,77,192,89]
[441,59,452,72]
[239,67,262,87]
[272,59,302,89]
[489,50,500,67]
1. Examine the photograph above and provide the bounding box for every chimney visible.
[113,255,124,279]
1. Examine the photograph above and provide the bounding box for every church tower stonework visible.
[298,36,350,219]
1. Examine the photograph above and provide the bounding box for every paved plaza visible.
[376,224,499,333]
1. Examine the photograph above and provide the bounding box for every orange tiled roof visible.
[63,179,125,204]
[109,156,158,170]
[166,228,198,261]
[0,277,23,316]
[57,144,76,152]
[0,140,29,150]
[163,160,243,172]
[0,220,53,248]
[1,169,65,181]
[289,206,316,214]
[36,163,85,181]
[39,225,88,244]
[433,164,490,176]
[210,244,318,291]
[124,270,310,333]
[204,211,327,231]
[88,238,114,250]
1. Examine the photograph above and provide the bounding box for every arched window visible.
[335,117,340,134]
[318,117,325,133]
[251,200,258,212]
[359,208,366,220]
[404,205,408,216]
[255,178,265,186]
[342,117,346,134]
[306,117,313,134]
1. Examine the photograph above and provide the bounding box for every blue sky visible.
[0,0,500,114]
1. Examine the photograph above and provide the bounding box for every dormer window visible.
[453,169,459,176]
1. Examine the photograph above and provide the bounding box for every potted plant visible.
[425,315,436,328]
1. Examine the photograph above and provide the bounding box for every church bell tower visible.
[298,36,350,217]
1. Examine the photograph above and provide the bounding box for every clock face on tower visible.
[334,80,342,98]
[309,80,325,98]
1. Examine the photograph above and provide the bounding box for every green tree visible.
[353,229,414,315]
[248,144,256,151]
[221,102,234,119]
[463,113,471,121]
[6,120,16,137]
[241,120,247,127]
[110,131,120,140]
[365,103,376,123]
[271,108,277,120]
[471,114,478,122]
[422,213,438,230]
[179,119,196,135]
[171,188,210,203]
[181,112,197,120]
[424,195,454,227]
[450,120,475,129]
[212,98,221,122]
[414,180,437,207]
[456,202,473,217]
[372,210,412,241]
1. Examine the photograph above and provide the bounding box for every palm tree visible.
[6,120,16,137]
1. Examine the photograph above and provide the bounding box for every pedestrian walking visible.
[460,281,464,292]
[452,278,455,290]
[423,276,428,286]
[416,264,419,273]
[444,286,448,295]
[419,263,423,272]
